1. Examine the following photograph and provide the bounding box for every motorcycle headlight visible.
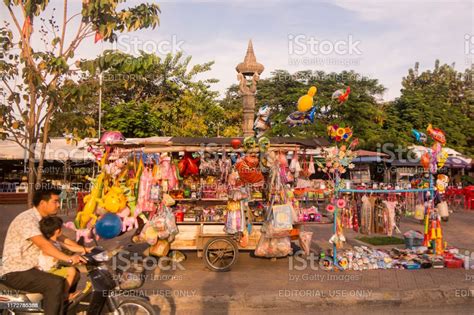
[92,251,110,262]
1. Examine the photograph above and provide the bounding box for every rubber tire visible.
[203,238,239,272]
[116,298,158,315]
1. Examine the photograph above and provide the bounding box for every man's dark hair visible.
[32,188,61,207]
[39,216,64,239]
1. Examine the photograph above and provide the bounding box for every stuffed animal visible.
[104,158,127,178]
[117,207,139,232]
[103,186,127,213]
[64,221,94,244]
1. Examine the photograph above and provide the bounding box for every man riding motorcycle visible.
[0,188,87,314]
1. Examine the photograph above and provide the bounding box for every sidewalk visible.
[143,250,474,314]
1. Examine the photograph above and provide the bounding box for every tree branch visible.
[59,0,68,56]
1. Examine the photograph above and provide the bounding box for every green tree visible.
[51,51,223,137]
[221,69,387,148]
[0,0,160,204]
[390,61,474,155]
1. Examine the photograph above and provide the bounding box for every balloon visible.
[99,131,125,144]
[230,139,241,149]
[95,213,122,239]
[253,105,271,137]
[297,86,317,112]
[437,149,448,169]
[332,86,351,103]
[411,129,427,143]
[426,124,446,145]
[420,152,430,170]
[327,125,352,142]
[285,107,316,127]
[178,152,200,177]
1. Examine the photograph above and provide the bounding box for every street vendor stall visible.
[74,134,332,271]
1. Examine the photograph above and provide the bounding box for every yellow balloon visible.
[297,86,317,112]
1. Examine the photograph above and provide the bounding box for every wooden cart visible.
[170,222,262,272]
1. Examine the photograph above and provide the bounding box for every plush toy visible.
[103,186,127,213]
[75,172,104,229]
[64,221,94,244]
[117,207,139,232]
[104,158,127,178]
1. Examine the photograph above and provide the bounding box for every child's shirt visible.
[37,240,62,271]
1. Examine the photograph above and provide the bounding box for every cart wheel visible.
[203,237,238,272]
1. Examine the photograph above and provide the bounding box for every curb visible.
[150,286,474,312]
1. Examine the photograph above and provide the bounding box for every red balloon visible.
[231,139,241,149]
[421,152,430,170]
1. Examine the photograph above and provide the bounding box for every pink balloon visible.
[99,131,125,144]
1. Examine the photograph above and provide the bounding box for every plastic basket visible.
[404,236,424,249]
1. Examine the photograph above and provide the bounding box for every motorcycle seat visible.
[0,281,44,302]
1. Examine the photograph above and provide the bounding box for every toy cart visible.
[170,222,262,272]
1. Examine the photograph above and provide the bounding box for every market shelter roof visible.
[0,138,95,161]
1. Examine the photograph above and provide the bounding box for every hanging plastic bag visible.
[272,204,293,229]
[299,231,313,255]
[414,204,425,220]
[437,201,449,218]
[254,235,292,258]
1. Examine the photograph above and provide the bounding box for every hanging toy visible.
[253,105,271,138]
[411,129,427,144]
[331,86,351,104]
[297,86,317,112]
[285,106,317,127]
[426,124,446,145]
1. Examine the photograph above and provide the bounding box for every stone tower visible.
[235,40,264,137]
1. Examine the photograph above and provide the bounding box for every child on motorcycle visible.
[38,216,86,301]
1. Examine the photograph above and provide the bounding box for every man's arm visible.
[30,235,85,264]
[59,237,93,254]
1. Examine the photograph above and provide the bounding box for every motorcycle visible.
[0,247,159,314]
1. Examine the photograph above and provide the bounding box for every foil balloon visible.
[297,86,317,112]
[332,86,351,103]
[285,107,317,127]
[437,149,448,169]
[411,129,427,143]
[99,131,125,144]
[420,152,430,170]
[253,105,271,138]
[426,124,446,145]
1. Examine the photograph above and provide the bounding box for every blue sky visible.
[3,0,473,100]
